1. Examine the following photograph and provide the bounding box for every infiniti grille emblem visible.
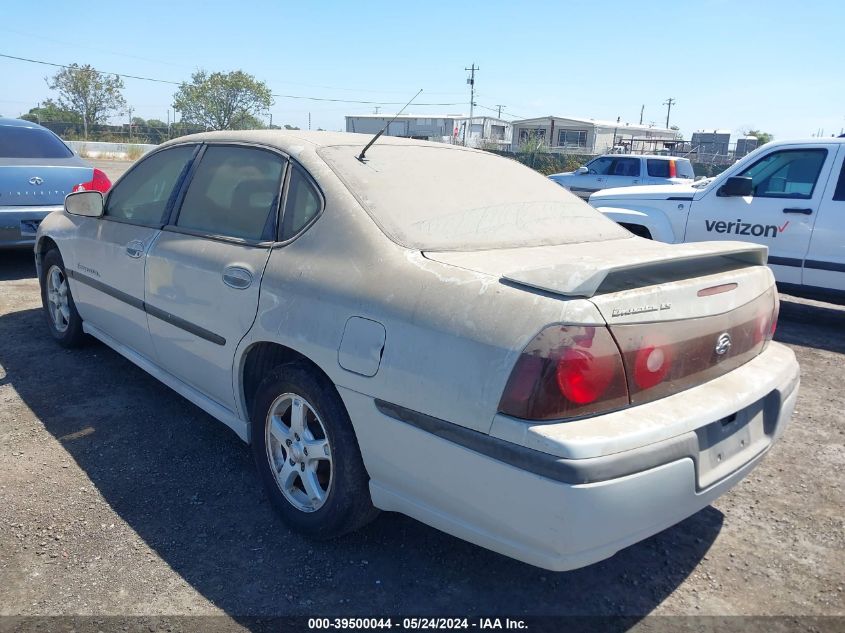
[715,332,732,356]
[29,176,44,186]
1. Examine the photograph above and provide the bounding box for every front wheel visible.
[251,362,378,538]
[40,248,85,347]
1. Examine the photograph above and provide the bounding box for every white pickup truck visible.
[590,138,845,302]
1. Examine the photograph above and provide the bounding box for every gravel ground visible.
[0,162,842,622]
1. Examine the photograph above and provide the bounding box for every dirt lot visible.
[0,167,843,624]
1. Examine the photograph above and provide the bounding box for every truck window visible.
[834,158,845,201]
[612,158,640,177]
[586,157,613,175]
[648,159,695,179]
[736,149,827,199]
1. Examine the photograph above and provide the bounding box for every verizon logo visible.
[704,219,789,238]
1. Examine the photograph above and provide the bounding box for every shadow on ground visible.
[1,249,37,282]
[1,306,722,620]
[776,297,845,354]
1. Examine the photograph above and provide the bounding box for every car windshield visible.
[0,125,74,159]
[318,144,628,251]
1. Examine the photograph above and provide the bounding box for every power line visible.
[0,52,465,106]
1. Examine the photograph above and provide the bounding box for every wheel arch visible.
[34,235,59,280]
[238,340,338,442]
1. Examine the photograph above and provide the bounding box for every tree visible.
[47,64,127,139]
[745,129,773,145]
[20,99,82,125]
[172,70,273,130]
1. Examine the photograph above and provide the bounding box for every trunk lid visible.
[0,161,92,207]
[425,237,778,409]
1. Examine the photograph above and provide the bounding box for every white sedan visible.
[35,131,799,571]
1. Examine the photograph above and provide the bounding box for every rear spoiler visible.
[502,241,768,298]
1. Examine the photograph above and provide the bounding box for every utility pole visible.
[374,106,380,114]
[639,104,644,125]
[269,112,273,128]
[464,63,478,146]
[308,112,311,130]
[495,104,506,118]
[128,106,133,141]
[663,98,676,129]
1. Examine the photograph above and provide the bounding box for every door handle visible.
[222,266,253,289]
[126,240,145,258]
[783,208,813,215]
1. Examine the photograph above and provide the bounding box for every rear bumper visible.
[0,206,60,246]
[341,342,799,571]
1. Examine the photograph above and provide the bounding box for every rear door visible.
[69,144,197,360]
[601,156,642,189]
[144,144,286,411]
[683,146,836,284]
[571,156,613,197]
[802,146,845,294]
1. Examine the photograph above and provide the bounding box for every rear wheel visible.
[40,248,85,347]
[251,362,378,538]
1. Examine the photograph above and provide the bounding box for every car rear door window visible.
[105,145,196,225]
[647,159,671,177]
[612,157,640,177]
[176,145,285,241]
[737,149,827,199]
[281,167,322,240]
[0,125,73,158]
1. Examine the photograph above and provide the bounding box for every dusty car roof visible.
[162,129,480,154]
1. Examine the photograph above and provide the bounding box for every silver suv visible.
[549,154,695,199]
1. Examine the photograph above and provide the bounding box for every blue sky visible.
[1,0,842,139]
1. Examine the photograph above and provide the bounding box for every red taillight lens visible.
[668,159,677,178]
[72,168,111,193]
[499,325,629,420]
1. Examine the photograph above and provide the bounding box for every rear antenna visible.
[357,89,423,162]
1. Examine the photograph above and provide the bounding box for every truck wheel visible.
[251,362,378,538]
[39,248,86,347]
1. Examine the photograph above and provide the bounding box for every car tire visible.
[251,362,378,538]
[40,248,86,348]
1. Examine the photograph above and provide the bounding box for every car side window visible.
[833,157,845,202]
[647,159,671,177]
[612,158,640,177]
[281,166,322,240]
[736,149,827,199]
[105,145,196,225]
[586,157,613,175]
[176,145,285,241]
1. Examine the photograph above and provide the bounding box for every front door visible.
[68,145,197,360]
[684,146,835,285]
[803,146,845,294]
[145,144,286,411]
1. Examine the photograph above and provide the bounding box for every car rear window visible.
[0,125,73,159]
[647,158,694,179]
[319,143,628,251]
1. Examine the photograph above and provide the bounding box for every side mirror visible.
[717,176,753,197]
[576,166,589,174]
[65,191,104,217]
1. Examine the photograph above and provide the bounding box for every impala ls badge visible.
[715,333,732,356]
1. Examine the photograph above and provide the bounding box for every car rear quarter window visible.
[176,145,284,241]
[646,158,694,179]
[834,157,845,201]
[0,125,73,159]
[106,145,196,225]
[281,167,322,240]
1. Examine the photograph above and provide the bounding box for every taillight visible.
[499,325,629,420]
[632,339,674,390]
[72,168,111,193]
[668,160,677,178]
[768,291,780,341]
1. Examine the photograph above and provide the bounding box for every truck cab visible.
[590,139,845,302]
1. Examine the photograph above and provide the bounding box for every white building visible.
[345,114,512,150]
[511,115,678,154]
